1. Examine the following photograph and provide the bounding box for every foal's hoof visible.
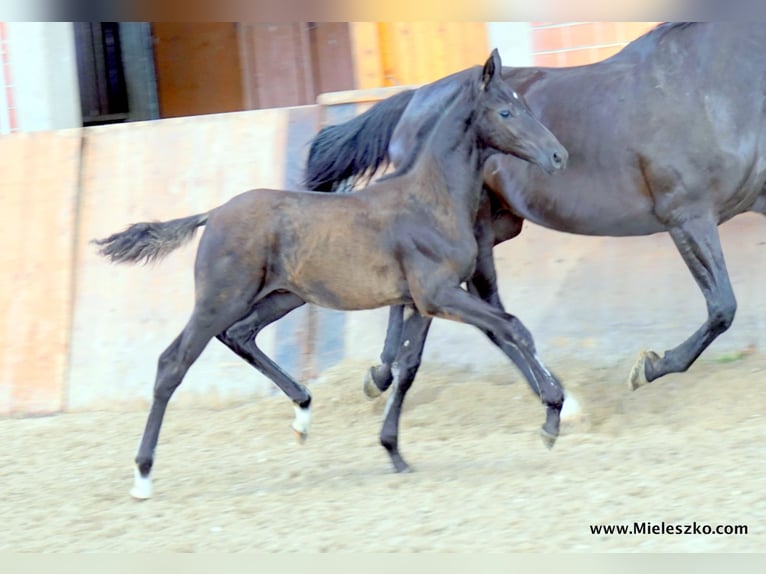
[293,428,308,444]
[628,351,656,391]
[130,467,153,500]
[363,367,383,399]
[540,428,558,450]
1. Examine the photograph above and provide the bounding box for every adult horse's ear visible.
[480,48,502,91]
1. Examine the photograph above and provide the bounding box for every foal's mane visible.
[376,73,479,183]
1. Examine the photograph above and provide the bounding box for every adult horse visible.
[304,22,766,397]
[94,51,567,499]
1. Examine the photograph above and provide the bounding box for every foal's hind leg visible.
[216,292,314,441]
[629,215,737,389]
[132,304,250,499]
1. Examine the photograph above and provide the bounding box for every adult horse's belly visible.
[484,157,666,237]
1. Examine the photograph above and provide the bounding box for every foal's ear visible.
[480,48,502,91]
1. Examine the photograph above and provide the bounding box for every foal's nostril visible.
[551,149,568,170]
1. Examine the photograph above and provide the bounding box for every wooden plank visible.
[239,23,315,109]
[378,22,397,86]
[462,23,490,67]
[309,23,355,96]
[348,22,384,90]
[308,22,356,98]
[410,22,432,85]
[391,22,416,85]
[316,85,419,106]
[151,23,244,118]
[0,130,82,414]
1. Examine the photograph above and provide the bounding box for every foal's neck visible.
[420,84,486,219]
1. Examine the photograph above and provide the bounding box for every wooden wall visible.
[530,22,660,67]
[350,22,489,89]
[152,23,245,118]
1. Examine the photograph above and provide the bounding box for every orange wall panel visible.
[0,130,81,414]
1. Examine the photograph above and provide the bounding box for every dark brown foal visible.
[94,50,567,498]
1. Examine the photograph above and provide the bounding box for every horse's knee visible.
[154,353,185,403]
[710,297,737,332]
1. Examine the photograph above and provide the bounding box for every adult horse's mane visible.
[646,21,698,39]
[617,22,699,54]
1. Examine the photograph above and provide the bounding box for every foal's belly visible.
[282,247,410,311]
[288,272,410,311]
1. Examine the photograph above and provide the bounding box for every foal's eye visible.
[499,109,512,119]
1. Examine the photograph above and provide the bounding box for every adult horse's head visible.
[476,49,567,175]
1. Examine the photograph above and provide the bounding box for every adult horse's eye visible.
[499,109,512,118]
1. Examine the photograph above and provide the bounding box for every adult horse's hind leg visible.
[363,305,404,398]
[378,308,433,472]
[629,215,737,389]
[216,292,313,441]
[132,304,250,500]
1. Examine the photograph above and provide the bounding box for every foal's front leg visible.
[415,283,564,447]
[363,192,542,399]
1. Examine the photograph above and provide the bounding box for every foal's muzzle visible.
[543,146,568,174]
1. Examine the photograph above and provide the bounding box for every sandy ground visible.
[1,352,764,552]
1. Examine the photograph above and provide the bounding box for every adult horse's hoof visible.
[628,351,653,391]
[363,367,383,399]
[540,428,557,450]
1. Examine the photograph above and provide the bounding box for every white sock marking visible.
[292,404,312,435]
[130,465,153,500]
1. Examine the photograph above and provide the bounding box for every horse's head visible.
[475,49,567,175]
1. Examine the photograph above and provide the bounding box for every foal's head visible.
[474,49,568,174]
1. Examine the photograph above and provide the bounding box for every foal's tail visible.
[302,88,416,192]
[92,213,209,265]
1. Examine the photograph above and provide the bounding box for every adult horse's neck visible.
[415,82,486,221]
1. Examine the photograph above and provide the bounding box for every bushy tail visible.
[92,213,209,265]
[303,89,416,192]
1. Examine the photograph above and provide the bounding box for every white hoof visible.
[130,466,153,500]
[291,404,312,442]
[560,391,581,422]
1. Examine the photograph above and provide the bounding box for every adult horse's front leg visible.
[378,308,433,472]
[629,215,737,389]
[363,305,404,398]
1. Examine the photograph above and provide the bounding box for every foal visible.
[94,50,567,499]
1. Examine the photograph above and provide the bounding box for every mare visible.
[303,22,766,400]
